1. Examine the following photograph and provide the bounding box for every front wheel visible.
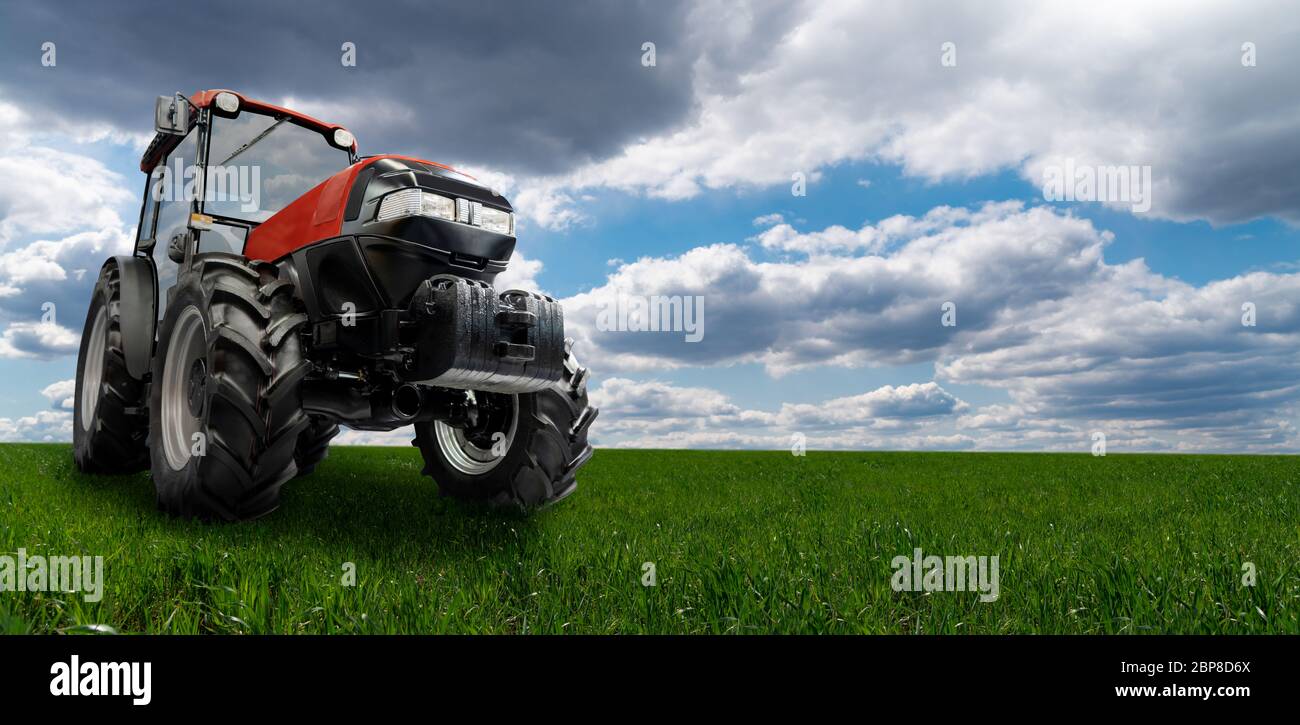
[414,346,598,509]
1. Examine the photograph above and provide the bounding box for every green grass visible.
[0,444,1297,634]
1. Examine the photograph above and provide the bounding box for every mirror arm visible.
[176,92,200,113]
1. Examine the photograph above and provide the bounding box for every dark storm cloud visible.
[0,0,718,174]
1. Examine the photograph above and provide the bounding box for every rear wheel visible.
[73,261,148,473]
[414,346,598,509]
[148,256,310,520]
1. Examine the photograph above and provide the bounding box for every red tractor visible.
[72,90,596,520]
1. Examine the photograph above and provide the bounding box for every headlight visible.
[333,128,355,149]
[477,205,514,235]
[376,189,455,222]
[421,191,456,220]
[214,92,240,114]
[376,189,514,236]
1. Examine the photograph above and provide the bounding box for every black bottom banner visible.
[0,634,1287,711]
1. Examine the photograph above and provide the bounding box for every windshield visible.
[203,112,351,224]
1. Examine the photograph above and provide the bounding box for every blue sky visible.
[1,0,1297,452]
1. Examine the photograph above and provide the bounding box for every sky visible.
[0,0,1297,453]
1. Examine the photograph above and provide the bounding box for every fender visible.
[107,255,157,379]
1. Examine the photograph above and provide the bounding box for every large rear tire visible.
[73,260,149,473]
[414,345,597,509]
[147,256,310,520]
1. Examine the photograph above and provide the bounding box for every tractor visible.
[72,90,597,520]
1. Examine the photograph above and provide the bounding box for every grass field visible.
[0,444,1296,634]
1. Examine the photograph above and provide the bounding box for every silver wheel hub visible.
[434,394,519,475]
[161,307,207,471]
[79,306,108,431]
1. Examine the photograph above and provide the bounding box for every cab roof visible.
[139,89,355,173]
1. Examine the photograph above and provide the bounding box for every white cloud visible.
[493,251,545,295]
[0,320,80,359]
[588,377,973,450]
[0,409,72,442]
[777,383,966,426]
[333,427,413,447]
[936,265,1300,451]
[587,369,1293,453]
[0,226,133,360]
[563,201,1109,375]
[40,378,75,410]
[753,202,1024,256]
[0,146,133,245]
[0,226,132,286]
[591,377,741,419]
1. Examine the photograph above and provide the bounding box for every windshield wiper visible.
[219,116,289,166]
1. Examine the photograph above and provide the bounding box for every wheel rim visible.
[433,394,519,475]
[161,306,208,471]
[79,306,108,432]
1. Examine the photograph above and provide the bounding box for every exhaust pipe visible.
[305,379,476,429]
[391,383,424,420]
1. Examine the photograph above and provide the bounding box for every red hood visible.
[243,155,473,262]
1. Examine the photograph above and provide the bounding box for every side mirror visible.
[167,233,188,264]
[154,94,189,136]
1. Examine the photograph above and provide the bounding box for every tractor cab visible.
[138,90,357,310]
